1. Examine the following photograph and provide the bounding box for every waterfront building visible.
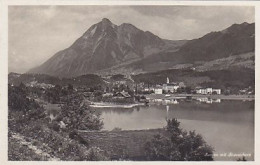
[212,89,221,95]
[163,83,179,93]
[154,88,163,94]
[154,85,163,94]
[196,88,221,95]
[162,77,184,93]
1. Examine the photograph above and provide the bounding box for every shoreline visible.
[146,94,254,101]
[89,102,145,108]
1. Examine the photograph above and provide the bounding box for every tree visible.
[144,119,214,161]
[59,94,103,131]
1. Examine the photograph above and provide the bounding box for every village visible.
[20,74,254,108]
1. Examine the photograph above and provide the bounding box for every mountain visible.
[120,22,255,73]
[176,22,255,62]
[29,18,184,77]
[28,20,254,77]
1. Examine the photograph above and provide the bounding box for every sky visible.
[8,5,254,73]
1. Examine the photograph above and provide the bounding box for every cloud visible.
[8,5,254,73]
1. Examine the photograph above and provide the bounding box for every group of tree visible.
[8,83,40,112]
[8,83,46,132]
[9,82,107,160]
[8,82,103,135]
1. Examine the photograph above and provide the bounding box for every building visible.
[196,89,207,95]
[114,91,131,98]
[196,88,221,95]
[162,78,185,93]
[206,88,213,94]
[163,83,179,93]
[154,88,163,94]
[212,89,221,95]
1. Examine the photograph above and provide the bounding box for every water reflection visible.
[94,100,254,125]
[93,100,254,161]
[149,98,222,105]
[196,98,221,103]
[150,98,180,105]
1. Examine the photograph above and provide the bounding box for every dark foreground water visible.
[94,99,254,161]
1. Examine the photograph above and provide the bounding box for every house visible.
[163,83,179,93]
[144,87,155,92]
[196,88,221,95]
[212,89,221,95]
[154,88,163,94]
[114,91,131,98]
[120,91,131,98]
[196,89,207,95]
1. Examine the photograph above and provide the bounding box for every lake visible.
[94,99,254,161]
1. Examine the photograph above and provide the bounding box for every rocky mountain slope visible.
[29,18,185,77]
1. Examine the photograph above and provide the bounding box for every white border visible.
[0,1,259,165]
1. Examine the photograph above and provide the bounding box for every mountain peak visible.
[101,18,113,26]
[102,18,111,23]
[98,18,117,30]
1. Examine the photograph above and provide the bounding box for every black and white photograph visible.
[4,3,256,162]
